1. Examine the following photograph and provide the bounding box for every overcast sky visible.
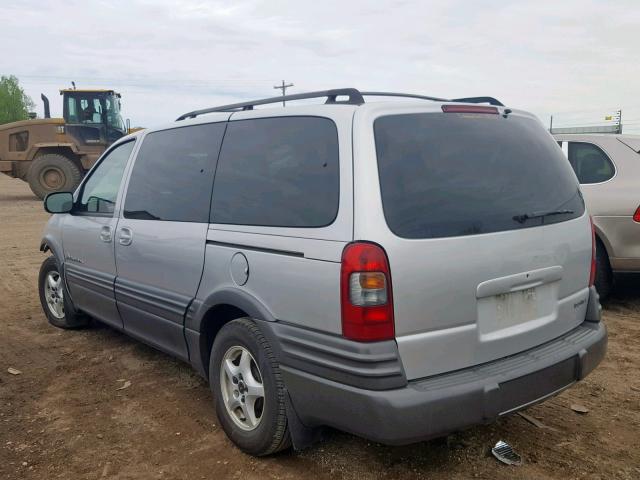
[2,0,639,132]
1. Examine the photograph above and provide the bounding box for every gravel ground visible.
[1,174,639,480]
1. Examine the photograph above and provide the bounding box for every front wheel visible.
[38,257,88,329]
[28,153,82,199]
[210,318,291,456]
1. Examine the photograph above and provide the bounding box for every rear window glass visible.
[211,116,339,227]
[568,142,615,184]
[374,112,584,239]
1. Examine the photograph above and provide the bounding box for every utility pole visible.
[550,115,553,133]
[274,80,294,107]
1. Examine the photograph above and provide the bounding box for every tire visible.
[594,241,613,300]
[38,256,88,329]
[210,318,291,456]
[28,153,82,200]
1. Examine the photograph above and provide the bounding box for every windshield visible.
[65,93,125,132]
[374,112,585,239]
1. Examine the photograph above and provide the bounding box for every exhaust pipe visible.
[41,94,50,118]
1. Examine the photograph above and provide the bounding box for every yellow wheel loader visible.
[0,88,136,198]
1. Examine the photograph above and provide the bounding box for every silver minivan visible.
[38,89,606,456]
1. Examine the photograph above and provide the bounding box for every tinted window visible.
[568,142,615,184]
[211,117,339,227]
[77,140,134,215]
[375,113,584,239]
[124,123,225,222]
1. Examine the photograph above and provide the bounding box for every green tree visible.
[0,75,36,124]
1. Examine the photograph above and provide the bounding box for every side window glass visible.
[76,140,135,215]
[211,117,340,227]
[123,123,225,222]
[568,142,615,184]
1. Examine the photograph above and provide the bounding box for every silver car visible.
[554,133,640,298]
[38,89,606,456]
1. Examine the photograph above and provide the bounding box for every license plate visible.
[495,287,538,329]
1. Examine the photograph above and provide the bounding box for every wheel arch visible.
[28,143,79,161]
[593,225,614,261]
[40,235,64,264]
[186,288,277,378]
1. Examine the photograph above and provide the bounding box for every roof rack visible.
[176,88,364,121]
[176,88,504,121]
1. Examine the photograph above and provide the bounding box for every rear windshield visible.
[374,112,585,239]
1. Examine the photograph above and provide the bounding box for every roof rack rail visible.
[451,96,504,106]
[360,91,449,102]
[361,92,503,106]
[176,88,504,121]
[176,88,364,120]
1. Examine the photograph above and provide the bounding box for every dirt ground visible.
[0,174,638,480]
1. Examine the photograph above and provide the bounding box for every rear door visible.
[355,106,592,379]
[62,139,136,329]
[114,121,226,360]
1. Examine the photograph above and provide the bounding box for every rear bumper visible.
[282,319,606,445]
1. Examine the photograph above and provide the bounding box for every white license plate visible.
[495,287,539,329]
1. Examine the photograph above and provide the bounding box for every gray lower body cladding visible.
[277,320,606,445]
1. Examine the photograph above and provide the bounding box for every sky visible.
[2,0,639,132]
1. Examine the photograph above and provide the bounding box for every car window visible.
[374,113,584,239]
[123,123,225,222]
[568,142,615,184]
[76,140,135,215]
[210,116,339,227]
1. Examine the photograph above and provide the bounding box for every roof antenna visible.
[71,81,76,90]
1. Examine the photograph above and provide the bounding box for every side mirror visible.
[44,192,73,214]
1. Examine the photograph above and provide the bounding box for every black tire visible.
[38,256,88,329]
[210,318,291,456]
[28,153,82,200]
[594,241,613,300]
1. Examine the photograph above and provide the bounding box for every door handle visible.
[99,226,112,243]
[118,227,133,246]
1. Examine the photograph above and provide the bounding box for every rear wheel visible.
[594,241,613,300]
[210,318,291,456]
[28,153,82,199]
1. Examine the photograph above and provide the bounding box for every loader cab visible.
[61,89,126,146]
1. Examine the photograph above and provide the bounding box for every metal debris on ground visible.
[491,440,523,466]
[7,367,22,375]
[570,404,589,414]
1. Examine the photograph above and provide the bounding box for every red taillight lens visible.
[589,217,596,287]
[341,242,395,342]
[633,205,640,223]
[441,105,499,114]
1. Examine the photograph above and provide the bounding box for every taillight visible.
[589,217,596,287]
[633,205,640,223]
[341,242,395,342]
[441,105,499,114]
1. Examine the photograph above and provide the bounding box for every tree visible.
[0,75,36,124]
